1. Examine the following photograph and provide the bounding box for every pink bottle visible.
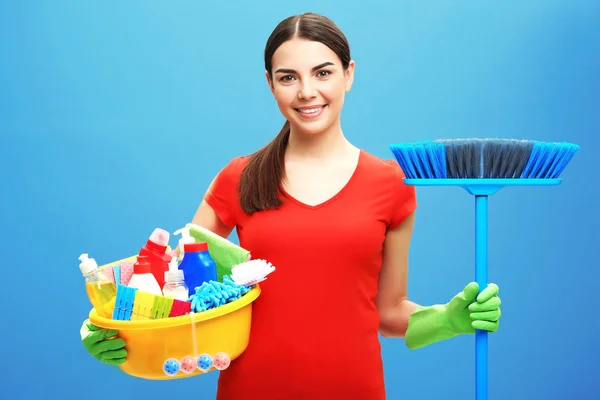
[138,228,173,289]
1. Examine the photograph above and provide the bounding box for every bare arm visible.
[376,211,420,338]
[376,209,502,347]
[190,199,234,239]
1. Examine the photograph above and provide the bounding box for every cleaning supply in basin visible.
[189,276,251,313]
[152,295,174,319]
[186,223,251,281]
[131,290,156,320]
[119,260,135,286]
[163,257,189,301]
[112,265,121,285]
[174,226,195,261]
[169,299,192,317]
[79,254,117,318]
[139,228,173,289]
[128,255,163,296]
[102,266,116,283]
[230,259,276,286]
[112,284,138,321]
[178,242,218,297]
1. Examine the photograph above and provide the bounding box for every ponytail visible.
[239,121,290,214]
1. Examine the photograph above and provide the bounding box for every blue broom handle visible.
[475,195,488,400]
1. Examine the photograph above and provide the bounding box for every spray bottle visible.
[174,226,195,261]
[162,258,189,301]
[79,254,117,318]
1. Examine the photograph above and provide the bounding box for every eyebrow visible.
[274,61,335,74]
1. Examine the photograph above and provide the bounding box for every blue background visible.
[1,1,599,399]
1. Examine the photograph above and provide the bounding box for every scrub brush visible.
[230,259,276,287]
[185,223,251,280]
[389,138,579,400]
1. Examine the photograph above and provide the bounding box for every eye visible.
[317,70,332,78]
[279,75,295,82]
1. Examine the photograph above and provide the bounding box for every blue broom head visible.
[389,138,580,179]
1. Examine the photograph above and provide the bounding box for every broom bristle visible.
[521,141,580,178]
[389,140,447,179]
[389,138,579,179]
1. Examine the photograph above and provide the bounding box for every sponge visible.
[119,260,135,286]
[186,223,251,281]
[189,276,251,313]
[103,266,116,283]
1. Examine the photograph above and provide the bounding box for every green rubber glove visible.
[404,282,501,350]
[80,319,127,365]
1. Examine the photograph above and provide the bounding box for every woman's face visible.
[267,38,354,136]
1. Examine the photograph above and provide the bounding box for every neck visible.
[286,119,353,160]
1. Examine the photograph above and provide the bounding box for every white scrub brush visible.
[230,259,276,287]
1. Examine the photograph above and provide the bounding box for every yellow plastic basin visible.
[89,285,261,380]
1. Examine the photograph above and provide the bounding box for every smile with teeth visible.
[298,107,322,114]
[295,105,327,117]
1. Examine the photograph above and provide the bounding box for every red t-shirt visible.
[205,149,417,400]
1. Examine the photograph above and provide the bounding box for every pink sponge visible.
[120,261,135,286]
[103,266,116,283]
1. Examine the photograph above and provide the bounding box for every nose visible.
[297,80,317,100]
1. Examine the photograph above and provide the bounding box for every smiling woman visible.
[270,55,350,125]
[238,13,357,215]
[80,11,503,400]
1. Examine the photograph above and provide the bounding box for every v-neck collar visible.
[280,148,364,210]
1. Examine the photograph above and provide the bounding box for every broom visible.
[388,138,579,400]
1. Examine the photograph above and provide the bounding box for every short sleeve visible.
[204,158,245,228]
[386,160,417,230]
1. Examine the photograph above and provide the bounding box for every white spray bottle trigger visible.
[174,226,195,256]
[174,226,193,241]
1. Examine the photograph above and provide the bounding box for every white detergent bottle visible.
[174,226,195,261]
[127,255,162,296]
[162,258,189,301]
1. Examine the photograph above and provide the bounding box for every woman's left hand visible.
[446,282,502,334]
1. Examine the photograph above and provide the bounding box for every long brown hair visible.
[238,12,352,214]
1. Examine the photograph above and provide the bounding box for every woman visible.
[81,12,502,399]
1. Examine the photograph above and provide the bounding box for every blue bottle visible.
[178,242,218,296]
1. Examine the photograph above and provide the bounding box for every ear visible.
[345,60,356,92]
[265,71,275,94]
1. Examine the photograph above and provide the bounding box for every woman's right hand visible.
[80,319,127,365]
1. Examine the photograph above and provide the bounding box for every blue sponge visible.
[189,276,251,313]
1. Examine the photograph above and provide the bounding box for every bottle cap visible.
[184,242,208,253]
[149,228,170,247]
[165,269,185,283]
[168,257,179,271]
[134,255,152,274]
[79,253,99,276]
